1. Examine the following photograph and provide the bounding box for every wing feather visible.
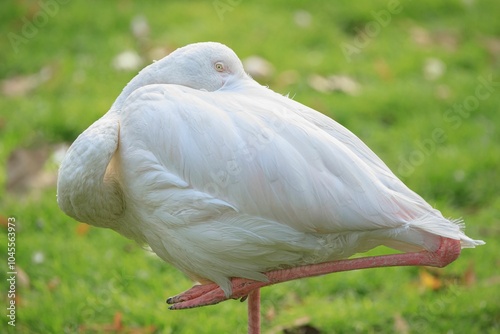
[118,83,445,234]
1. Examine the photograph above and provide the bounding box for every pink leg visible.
[167,237,461,310]
[247,289,260,334]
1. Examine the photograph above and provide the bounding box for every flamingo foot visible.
[167,237,461,310]
[167,278,267,310]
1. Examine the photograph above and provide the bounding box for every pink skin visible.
[167,237,461,309]
[167,237,461,334]
[247,290,260,334]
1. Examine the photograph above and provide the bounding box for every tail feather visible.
[401,214,484,250]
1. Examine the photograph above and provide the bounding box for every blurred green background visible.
[1,0,499,333]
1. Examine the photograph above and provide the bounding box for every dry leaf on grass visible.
[308,74,361,95]
[419,268,443,291]
[47,277,61,291]
[293,10,312,28]
[463,262,477,287]
[243,56,275,80]
[76,222,91,236]
[113,50,143,72]
[276,70,300,88]
[131,15,150,41]
[409,26,459,51]
[423,58,446,81]
[393,313,410,334]
[418,264,478,292]
[6,146,50,193]
[264,303,276,321]
[16,266,31,289]
[0,215,10,228]
[1,66,52,97]
[373,59,393,81]
[6,143,69,195]
[482,37,500,61]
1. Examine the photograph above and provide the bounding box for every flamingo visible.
[57,42,484,334]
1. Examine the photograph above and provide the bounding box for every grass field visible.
[1,0,499,333]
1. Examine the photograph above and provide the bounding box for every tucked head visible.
[112,42,249,110]
[153,42,248,91]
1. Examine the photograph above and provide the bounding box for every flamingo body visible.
[57,42,483,298]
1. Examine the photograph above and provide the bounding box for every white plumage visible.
[57,42,483,297]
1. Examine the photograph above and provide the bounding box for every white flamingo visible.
[57,42,484,334]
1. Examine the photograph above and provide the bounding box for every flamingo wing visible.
[114,82,476,293]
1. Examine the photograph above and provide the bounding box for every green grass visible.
[1,0,499,333]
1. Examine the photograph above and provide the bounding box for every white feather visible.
[57,42,484,296]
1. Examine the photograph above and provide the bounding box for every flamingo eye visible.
[215,62,225,72]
